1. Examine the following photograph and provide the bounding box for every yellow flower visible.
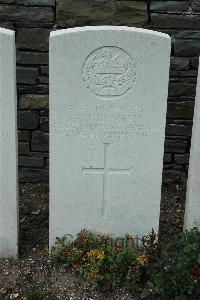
[136,255,148,266]
[87,249,105,260]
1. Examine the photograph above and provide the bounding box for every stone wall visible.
[0,0,199,183]
[150,0,200,182]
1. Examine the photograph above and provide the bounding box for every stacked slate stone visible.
[0,0,199,184]
[150,0,200,182]
[0,0,54,182]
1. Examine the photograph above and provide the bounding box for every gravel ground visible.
[0,257,136,300]
[0,180,186,300]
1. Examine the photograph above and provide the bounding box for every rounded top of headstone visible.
[0,27,14,36]
[50,26,171,41]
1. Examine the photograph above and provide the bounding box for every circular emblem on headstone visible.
[82,46,136,97]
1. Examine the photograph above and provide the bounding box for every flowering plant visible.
[51,229,150,290]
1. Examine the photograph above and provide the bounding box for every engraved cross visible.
[82,143,132,217]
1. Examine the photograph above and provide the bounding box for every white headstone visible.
[0,28,18,258]
[184,58,200,229]
[49,26,171,246]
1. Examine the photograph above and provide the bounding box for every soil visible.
[0,180,187,300]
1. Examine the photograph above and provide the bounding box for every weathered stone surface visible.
[170,77,197,84]
[163,169,183,183]
[0,5,54,22]
[163,164,184,183]
[164,163,183,171]
[49,27,171,245]
[16,21,53,28]
[163,153,173,163]
[166,123,192,136]
[0,21,14,29]
[19,168,48,182]
[191,57,199,69]
[166,134,188,140]
[174,154,190,165]
[0,0,15,3]
[56,0,147,27]
[0,28,18,258]
[170,70,198,78]
[40,109,48,117]
[40,116,49,132]
[45,159,49,169]
[17,0,55,6]
[167,101,194,119]
[18,84,49,94]
[19,94,49,109]
[151,14,200,30]
[170,78,197,86]
[172,119,193,125]
[17,66,38,84]
[18,130,30,141]
[40,66,49,75]
[17,28,50,51]
[18,110,40,129]
[19,155,44,167]
[15,21,53,30]
[56,0,116,26]
[31,130,49,151]
[192,0,200,12]
[170,57,190,71]
[175,31,200,40]
[165,139,187,153]
[17,51,48,65]
[168,83,197,97]
[18,142,29,155]
[151,1,188,13]
[174,39,200,57]
[113,1,148,27]
[38,76,48,84]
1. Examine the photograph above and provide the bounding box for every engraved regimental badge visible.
[82,46,136,97]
